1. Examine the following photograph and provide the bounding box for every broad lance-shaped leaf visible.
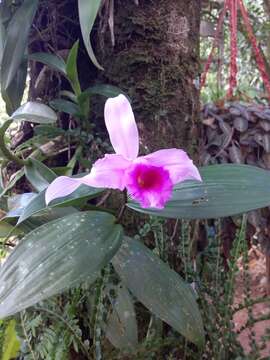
[112,237,205,347]
[50,99,80,116]
[1,0,38,91]
[4,59,28,115]
[0,168,25,198]
[24,158,57,192]
[128,164,270,219]
[105,284,138,351]
[0,211,123,318]
[79,84,128,103]
[7,193,36,218]
[28,52,67,75]
[18,185,104,224]
[12,102,57,124]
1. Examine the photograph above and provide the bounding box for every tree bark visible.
[97,0,201,156]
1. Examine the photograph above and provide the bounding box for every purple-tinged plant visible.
[45,95,201,209]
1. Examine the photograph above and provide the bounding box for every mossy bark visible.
[97,0,201,156]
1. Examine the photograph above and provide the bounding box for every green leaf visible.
[0,211,123,318]
[78,0,103,70]
[66,40,81,96]
[128,164,270,219]
[11,102,57,124]
[112,237,205,347]
[4,191,75,223]
[7,193,36,218]
[0,168,25,198]
[2,320,20,360]
[28,52,67,75]
[34,125,65,138]
[1,0,38,90]
[0,209,77,239]
[59,90,78,103]
[81,84,127,99]
[50,99,80,116]
[3,58,28,115]
[0,220,21,238]
[0,14,6,66]
[18,185,104,224]
[105,284,138,351]
[51,166,73,176]
[24,158,57,192]
[78,84,128,106]
[65,146,82,176]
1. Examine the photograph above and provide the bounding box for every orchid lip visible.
[125,163,173,209]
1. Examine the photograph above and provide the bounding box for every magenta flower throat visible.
[45,95,201,209]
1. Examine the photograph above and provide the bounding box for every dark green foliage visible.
[18,289,90,360]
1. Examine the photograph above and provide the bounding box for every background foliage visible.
[0,1,270,359]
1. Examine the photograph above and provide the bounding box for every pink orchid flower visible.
[45,94,201,209]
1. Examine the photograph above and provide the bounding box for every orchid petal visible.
[104,94,139,160]
[140,149,202,184]
[82,154,132,190]
[45,154,132,204]
[45,176,82,204]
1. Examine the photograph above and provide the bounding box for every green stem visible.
[0,120,28,166]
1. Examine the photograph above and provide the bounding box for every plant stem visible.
[116,190,128,223]
[0,120,28,166]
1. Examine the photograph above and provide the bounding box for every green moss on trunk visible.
[97,0,201,155]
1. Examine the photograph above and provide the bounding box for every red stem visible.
[200,0,229,89]
[228,0,238,97]
[238,0,270,99]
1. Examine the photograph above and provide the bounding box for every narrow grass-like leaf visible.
[66,40,81,96]
[78,0,103,70]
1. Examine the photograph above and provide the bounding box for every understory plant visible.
[1,90,270,359]
[1,1,270,359]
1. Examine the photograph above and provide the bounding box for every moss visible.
[97,0,201,157]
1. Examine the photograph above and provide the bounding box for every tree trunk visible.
[27,0,201,156]
[97,0,201,156]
